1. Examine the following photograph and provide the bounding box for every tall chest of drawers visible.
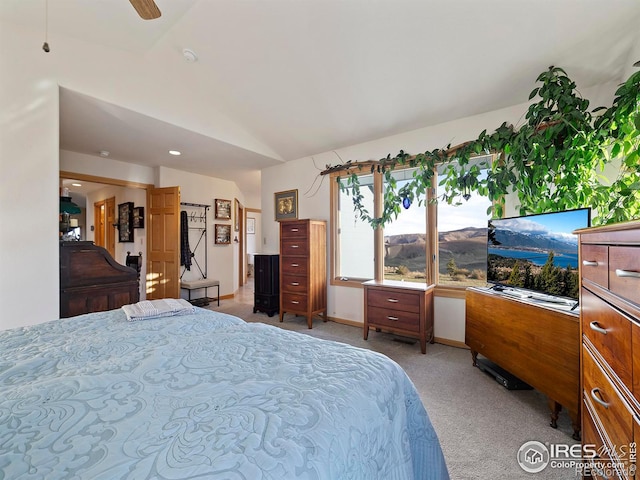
[279,219,327,329]
[576,221,640,480]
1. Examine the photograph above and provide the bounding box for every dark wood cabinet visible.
[279,219,327,328]
[465,287,581,438]
[60,241,139,318]
[576,221,640,479]
[253,254,279,317]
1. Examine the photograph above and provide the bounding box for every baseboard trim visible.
[324,316,363,329]
[434,337,468,349]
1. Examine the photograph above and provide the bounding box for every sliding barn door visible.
[146,186,180,299]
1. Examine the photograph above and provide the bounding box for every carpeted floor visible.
[206,290,580,480]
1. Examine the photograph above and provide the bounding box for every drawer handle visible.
[290,282,299,286]
[291,263,299,267]
[590,388,610,409]
[291,245,299,248]
[291,300,299,304]
[387,298,399,303]
[589,321,608,335]
[582,260,599,267]
[387,316,399,321]
[615,268,640,278]
[291,228,299,232]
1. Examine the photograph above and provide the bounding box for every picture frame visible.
[215,224,231,244]
[117,202,134,242]
[234,199,240,231]
[215,199,231,220]
[132,207,144,228]
[247,217,255,234]
[274,189,298,221]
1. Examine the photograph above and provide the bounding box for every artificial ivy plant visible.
[327,66,640,227]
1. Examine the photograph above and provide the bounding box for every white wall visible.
[261,80,621,343]
[158,166,245,298]
[0,27,60,329]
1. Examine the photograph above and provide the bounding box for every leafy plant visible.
[332,66,640,226]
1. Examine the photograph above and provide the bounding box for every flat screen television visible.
[487,208,591,301]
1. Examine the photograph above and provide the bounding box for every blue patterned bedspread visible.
[0,308,449,479]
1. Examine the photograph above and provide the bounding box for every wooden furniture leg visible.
[548,399,562,429]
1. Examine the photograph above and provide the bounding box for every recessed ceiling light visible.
[99,150,110,157]
[169,150,182,156]
[71,183,82,187]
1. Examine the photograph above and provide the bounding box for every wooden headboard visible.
[60,241,140,318]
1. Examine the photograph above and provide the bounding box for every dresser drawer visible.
[633,320,640,404]
[366,288,421,314]
[609,246,640,306]
[581,244,609,288]
[582,288,633,389]
[583,346,634,455]
[281,257,309,277]
[281,238,309,256]
[367,306,421,332]
[280,220,308,238]
[281,274,306,293]
[281,292,308,311]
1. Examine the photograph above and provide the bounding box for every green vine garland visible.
[329,66,640,228]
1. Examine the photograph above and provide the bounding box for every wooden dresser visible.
[576,221,640,480]
[279,219,327,328]
[363,280,434,354]
[253,254,279,317]
[465,287,581,438]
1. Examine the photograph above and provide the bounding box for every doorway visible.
[93,196,115,258]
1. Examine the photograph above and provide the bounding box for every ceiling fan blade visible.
[129,0,161,20]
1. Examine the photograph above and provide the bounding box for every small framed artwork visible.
[215,224,231,244]
[117,202,134,242]
[275,189,298,221]
[234,198,240,231]
[247,217,255,234]
[215,199,231,220]
[133,207,144,228]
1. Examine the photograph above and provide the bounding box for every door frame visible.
[60,170,154,288]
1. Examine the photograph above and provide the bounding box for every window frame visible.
[330,155,498,296]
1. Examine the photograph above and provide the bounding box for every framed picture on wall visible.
[215,199,231,220]
[234,198,240,231]
[133,207,144,228]
[215,224,231,244]
[247,217,255,234]
[118,202,134,242]
[274,189,298,221]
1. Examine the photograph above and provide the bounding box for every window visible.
[383,168,427,283]
[436,156,492,287]
[330,155,494,292]
[333,173,375,283]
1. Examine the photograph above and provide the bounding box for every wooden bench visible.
[180,279,220,307]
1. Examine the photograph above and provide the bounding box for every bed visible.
[0,307,449,479]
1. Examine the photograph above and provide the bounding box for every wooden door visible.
[105,197,116,258]
[94,201,105,248]
[146,186,180,299]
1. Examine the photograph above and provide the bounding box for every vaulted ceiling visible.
[2,0,639,198]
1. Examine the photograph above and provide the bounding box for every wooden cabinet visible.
[465,287,581,438]
[253,254,279,317]
[279,219,327,328]
[60,241,139,318]
[576,221,640,480]
[363,280,434,354]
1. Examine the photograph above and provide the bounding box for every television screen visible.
[487,208,590,300]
